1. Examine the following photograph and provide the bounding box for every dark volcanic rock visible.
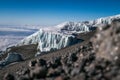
[37,58,47,66]
[69,53,78,62]
[30,66,48,79]
[28,60,37,68]
[3,73,15,80]
[51,56,62,69]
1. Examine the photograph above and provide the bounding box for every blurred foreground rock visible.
[92,19,120,64]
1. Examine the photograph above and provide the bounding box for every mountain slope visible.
[1,18,120,80]
[17,14,120,55]
[0,30,96,79]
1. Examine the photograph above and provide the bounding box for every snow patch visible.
[0,52,23,68]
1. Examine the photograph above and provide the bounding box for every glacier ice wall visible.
[18,29,79,55]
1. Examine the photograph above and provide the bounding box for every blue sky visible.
[0,0,120,26]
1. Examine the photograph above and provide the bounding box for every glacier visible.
[56,14,120,34]
[17,14,120,55]
[55,21,90,34]
[18,29,80,55]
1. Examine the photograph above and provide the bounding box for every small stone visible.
[55,76,64,80]
[73,73,86,80]
[47,61,52,68]
[29,60,37,68]
[114,56,118,60]
[69,53,78,62]
[71,67,80,76]
[22,68,30,75]
[3,73,15,80]
[18,75,31,80]
[47,68,61,77]
[37,58,46,66]
[30,66,47,79]
[51,57,62,69]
